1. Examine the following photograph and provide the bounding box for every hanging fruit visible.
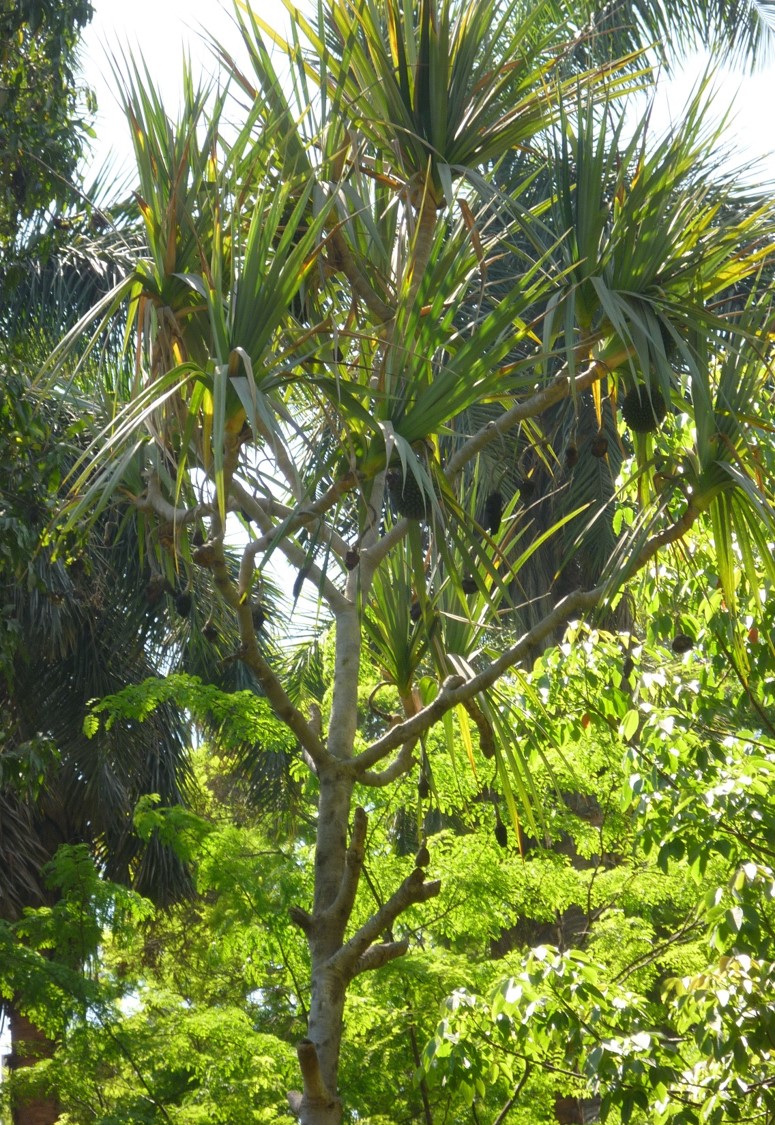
[174,591,192,617]
[671,632,695,654]
[386,467,427,520]
[517,476,536,500]
[483,490,503,535]
[590,432,608,458]
[621,385,668,433]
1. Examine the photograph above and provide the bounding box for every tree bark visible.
[6,1001,60,1125]
[291,764,356,1125]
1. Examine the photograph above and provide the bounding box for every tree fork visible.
[290,794,442,1123]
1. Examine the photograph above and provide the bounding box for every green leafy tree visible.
[0,0,94,282]
[0,10,249,1116]
[37,0,775,1122]
[6,585,772,1123]
[423,578,775,1123]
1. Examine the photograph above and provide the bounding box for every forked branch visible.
[287,1039,341,1121]
[322,807,368,928]
[330,867,441,982]
[352,498,702,775]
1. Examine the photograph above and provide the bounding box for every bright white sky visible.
[79,0,289,176]
[79,0,775,183]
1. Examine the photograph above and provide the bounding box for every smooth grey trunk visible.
[287,586,447,1123]
[291,754,356,1125]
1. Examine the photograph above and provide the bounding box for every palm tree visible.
[565,0,775,70]
[38,0,775,1121]
[0,362,194,1124]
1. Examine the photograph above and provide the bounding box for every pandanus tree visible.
[42,0,775,1121]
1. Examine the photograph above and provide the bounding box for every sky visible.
[79,0,288,176]
[78,0,775,184]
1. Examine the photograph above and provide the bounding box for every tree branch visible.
[493,1063,532,1125]
[330,868,441,981]
[231,480,351,560]
[360,362,609,583]
[231,481,349,612]
[194,534,332,767]
[141,474,210,525]
[232,476,353,546]
[289,906,314,934]
[359,740,418,787]
[321,806,368,928]
[445,361,607,479]
[351,498,703,775]
[352,938,410,977]
[288,1039,340,1115]
[329,225,395,324]
[350,586,597,774]
[238,630,331,767]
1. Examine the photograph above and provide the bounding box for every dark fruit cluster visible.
[174,591,192,618]
[517,476,536,501]
[671,632,695,654]
[386,467,427,520]
[621,386,668,433]
[590,432,608,458]
[483,490,503,535]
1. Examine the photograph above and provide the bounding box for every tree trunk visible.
[6,1001,60,1125]
[291,766,356,1125]
[406,186,439,310]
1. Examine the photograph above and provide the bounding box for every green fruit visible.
[621,386,668,433]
